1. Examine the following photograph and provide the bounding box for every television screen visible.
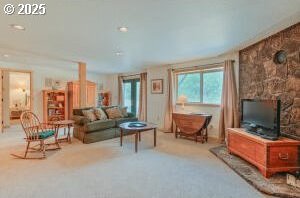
[241,99,280,138]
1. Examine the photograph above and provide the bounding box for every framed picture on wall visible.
[151,79,163,94]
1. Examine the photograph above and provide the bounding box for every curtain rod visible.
[120,73,140,78]
[171,60,235,71]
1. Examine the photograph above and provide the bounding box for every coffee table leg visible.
[120,128,123,146]
[139,132,141,141]
[68,125,71,143]
[135,132,138,153]
[154,128,157,147]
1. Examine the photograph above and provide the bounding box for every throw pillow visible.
[82,109,97,122]
[105,107,124,119]
[120,107,128,117]
[94,108,108,120]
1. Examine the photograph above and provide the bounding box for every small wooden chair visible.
[11,111,60,159]
[173,113,207,143]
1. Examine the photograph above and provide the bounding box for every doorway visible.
[123,78,140,116]
[1,69,33,131]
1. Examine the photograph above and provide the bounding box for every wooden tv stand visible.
[227,128,300,178]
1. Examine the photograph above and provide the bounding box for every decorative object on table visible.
[177,95,188,110]
[273,50,287,64]
[128,122,147,128]
[11,111,60,159]
[119,122,157,153]
[67,80,96,118]
[43,90,67,123]
[172,112,212,143]
[151,79,163,94]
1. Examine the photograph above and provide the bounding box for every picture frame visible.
[151,79,163,94]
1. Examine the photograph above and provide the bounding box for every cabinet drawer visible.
[268,146,299,168]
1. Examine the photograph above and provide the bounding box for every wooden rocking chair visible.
[11,111,61,159]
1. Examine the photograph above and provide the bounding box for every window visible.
[176,68,223,105]
[123,79,140,115]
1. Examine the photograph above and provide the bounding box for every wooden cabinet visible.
[43,90,67,123]
[227,128,300,178]
[67,81,96,118]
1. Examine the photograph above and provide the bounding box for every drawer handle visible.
[278,153,289,160]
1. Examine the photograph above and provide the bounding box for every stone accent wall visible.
[239,23,300,138]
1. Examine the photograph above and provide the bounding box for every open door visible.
[0,69,2,132]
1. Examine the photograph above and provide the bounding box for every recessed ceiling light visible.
[118,27,128,32]
[10,24,25,30]
[3,54,9,58]
[116,51,123,56]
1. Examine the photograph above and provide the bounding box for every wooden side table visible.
[53,120,74,143]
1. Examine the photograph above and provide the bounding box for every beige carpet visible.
[0,125,266,198]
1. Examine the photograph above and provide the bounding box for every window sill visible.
[176,103,220,107]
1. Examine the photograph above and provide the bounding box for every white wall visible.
[107,52,239,138]
[0,61,108,121]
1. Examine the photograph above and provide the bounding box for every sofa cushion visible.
[115,117,139,127]
[94,108,107,120]
[72,115,90,125]
[73,107,93,116]
[82,109,97,122]
[85,119,116,133]
[101,106,120,117]
[120,107,128,117]
[105,107,124,119]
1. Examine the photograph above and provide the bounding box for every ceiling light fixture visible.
[10,24,25,30]
[118,27,128,32]
[3,54,9,58]
[116,51,123,56]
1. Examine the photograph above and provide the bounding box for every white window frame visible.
[175,66,224,106]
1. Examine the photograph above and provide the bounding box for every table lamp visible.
[177,95,188,110]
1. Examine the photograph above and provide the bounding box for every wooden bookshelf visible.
[43,90,67,123]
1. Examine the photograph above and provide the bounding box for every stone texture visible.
[239,23,300,138]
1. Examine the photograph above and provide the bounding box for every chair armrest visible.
[72,115,90,125]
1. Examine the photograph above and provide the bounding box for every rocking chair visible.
[11,111,61,159]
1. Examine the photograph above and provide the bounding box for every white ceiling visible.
[0,0,299,74]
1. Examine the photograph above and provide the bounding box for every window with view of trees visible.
[176,69,223,104]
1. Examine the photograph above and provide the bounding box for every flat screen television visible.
[241,99,281,140]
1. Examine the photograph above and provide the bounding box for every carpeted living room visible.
[0,1,300,198]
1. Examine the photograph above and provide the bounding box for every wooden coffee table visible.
[119,122,157,153]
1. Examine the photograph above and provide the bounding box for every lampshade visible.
[177,95,188,103]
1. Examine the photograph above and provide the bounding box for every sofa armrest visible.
[72,115,90,125]
[127,112,136,118]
